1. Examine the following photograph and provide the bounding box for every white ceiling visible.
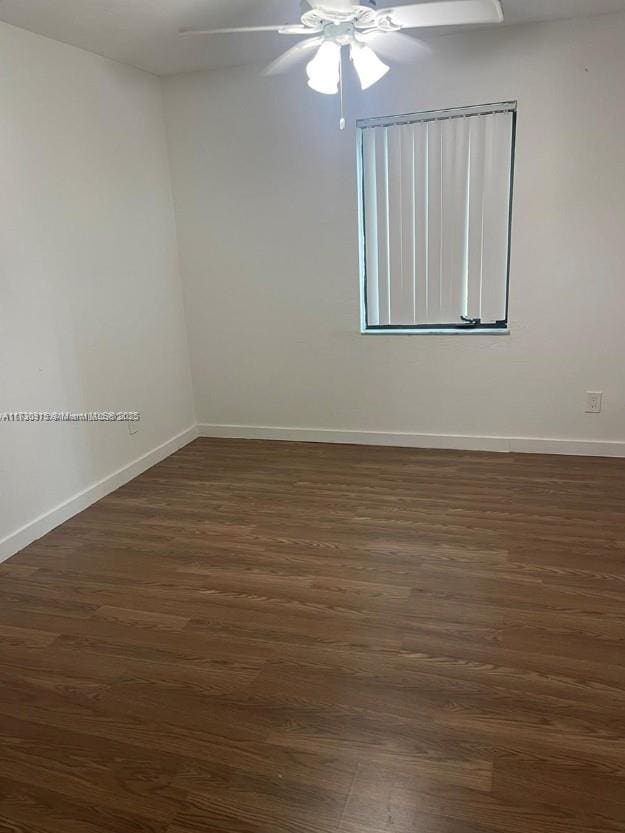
[1,0,624,76]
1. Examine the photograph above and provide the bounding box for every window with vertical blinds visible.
[357,102,516,333]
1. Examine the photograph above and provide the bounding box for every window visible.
[357,102,516,334]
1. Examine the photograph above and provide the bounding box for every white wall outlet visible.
[585,391,603,414]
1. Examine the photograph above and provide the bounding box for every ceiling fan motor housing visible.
[300,5,401,39]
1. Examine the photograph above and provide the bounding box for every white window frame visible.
[357,102,517,335]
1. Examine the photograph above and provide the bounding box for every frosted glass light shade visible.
[307,41,341,95]
[351,43,389,90]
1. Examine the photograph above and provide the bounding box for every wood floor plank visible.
[0,438,624,832]
[0,624,58,650]
[338,761,617,833]
[0,715,187,823]
[492,753,625,829]
[94,606,190,632]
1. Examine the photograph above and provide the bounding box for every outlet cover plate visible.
[585,391,603,414]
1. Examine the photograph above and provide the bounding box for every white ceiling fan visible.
[181,1,503,111]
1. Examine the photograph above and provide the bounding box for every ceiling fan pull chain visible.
[339,51,346,131]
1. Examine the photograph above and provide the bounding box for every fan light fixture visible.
[180,2,504,126]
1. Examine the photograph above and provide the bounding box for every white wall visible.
[163,12,625,453]
[0,23,195,557]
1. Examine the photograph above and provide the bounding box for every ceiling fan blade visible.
[279,25,322,34]
[263,37,324,76]
[180,24,295,35]
[381,0,503,29]
[359,31,431,63]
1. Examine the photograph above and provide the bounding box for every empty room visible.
[1,0,625,831]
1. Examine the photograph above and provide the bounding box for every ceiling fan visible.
[181,0,503,114]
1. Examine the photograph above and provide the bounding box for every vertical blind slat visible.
[481,112,513,323]
[412,122,429,324]
[426,119,443,324]
[388,126,406,323]
[374,128,390,324]
[400,124,416,324]
[362,129,380,326]
[466,114,486,321]
[442,116,471,322]
[440,116,455,322]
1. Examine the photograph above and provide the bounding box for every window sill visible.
[361,328,510,336]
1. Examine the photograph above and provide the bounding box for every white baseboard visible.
[197,423,625,459]
[0,425,198,565]
[508,437,625,457]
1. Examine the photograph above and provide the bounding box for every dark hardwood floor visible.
[1,437,625,833]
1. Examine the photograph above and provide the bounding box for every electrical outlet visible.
[127,420,139,436]
[585,391,603,414]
